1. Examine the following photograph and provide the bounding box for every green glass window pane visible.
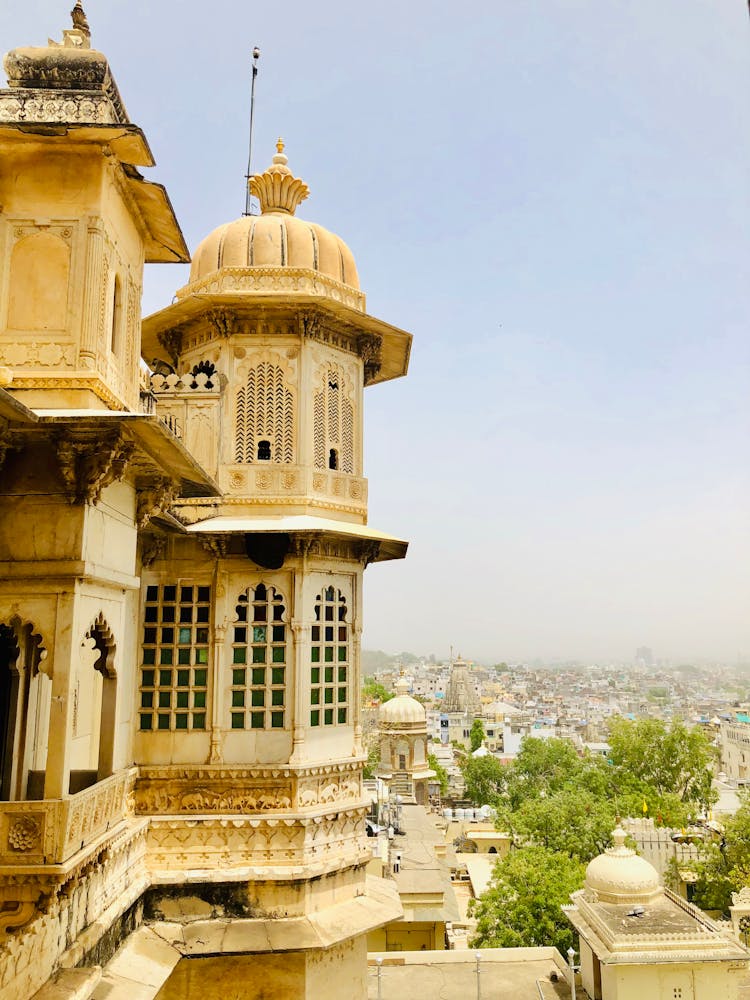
[157,714,171,730]
[253,625,267,643]
[144,605,158,623]
[196,606,210,623]
[142,670,155,687]
[176,691,189,708]
[179,606,193,623]
[338,687,347,703]
[159,669,172,686]
[178,627,192,645]
[311,647,320,663]
[271,712,284,729]
[252,668,265,686]
[251,690,265,707]
[193,690,206,708]
[310,710,320,727]
[271,667,285,686]
[252,646,266,664]
[163,585,177,602]
[141,692,153,708]
[160,648,173,665]
[158,691,171,708]
[175,713,188,730]
[197,586,210,602]
[231,712,245,730]
[162,606,175,623]
[233,647,247,664]
[177,669,190,687]
[272,625,285,642]
[234,627,247,644]
[232,690,245,707]
[232,668,246,686]
[180,586,193,603]
[195,648,208,664]
[161,627,174,644]
[338,667,347,682]
[144,627,157,644]
[193,668,207,687]
[311,668,320,684]
[139,713,153,730]
[251,712,265,729]
[271,690,284,706]
[272,647,285,663]
[337,708,347,724]
[324,668,334,683]
[324,709,333,725]
[192,712,206,729]
[177,648,190,664]
[311,689,320,705]
[324,689,333,704]
[324,647,334,663]
[146,585,158,601]
[325,586,334,602]
[338,647,347,662]
[196,627,209,643]
[142,648,156,665]
[311,626,320,642]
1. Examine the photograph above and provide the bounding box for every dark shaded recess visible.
[143,882,256,921]
[78,898,144,968]
[245,533,290,570]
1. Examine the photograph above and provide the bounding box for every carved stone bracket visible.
[0,900,38,941]
[298,309,321,340]
[357,333,382,384]
[55,428,134,504]
[0,418,23,472]
[156,327,184,368]
[359,541,380,567]
[136,477,178,528]
[208,309,235,339]
[141,535,167,569]
[200,535,228,558]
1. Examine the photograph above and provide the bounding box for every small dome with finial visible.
[584,826,662,904]
[379,674,426,729]
[188,142,360,290]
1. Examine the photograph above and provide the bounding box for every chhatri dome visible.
[584,826,662,904]
[189,140,359,290]
[379,675,427,727]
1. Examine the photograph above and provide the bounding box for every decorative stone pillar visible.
[79,217,106,369]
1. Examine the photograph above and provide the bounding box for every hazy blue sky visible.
[3,1,749,663]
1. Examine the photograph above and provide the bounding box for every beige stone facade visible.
[0,6,408,998]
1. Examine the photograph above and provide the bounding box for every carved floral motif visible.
[7,818,40,853]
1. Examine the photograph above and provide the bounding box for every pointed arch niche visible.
[0,617,49,801]
[71,614,117,792]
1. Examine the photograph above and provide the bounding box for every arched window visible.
[310,587,349,727]
[230,584,288,730]
[313,365,354,474]
[139,584,211,732]
[235,362,294,464]
[0,619,49,801]
[74,614,117,786]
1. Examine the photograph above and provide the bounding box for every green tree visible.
[496,786,616,862]
[469,846,584,953]
[607,717,717,810]
[362,742,380,780]
[428,753,449,796]
[362,678,394,704]
[680,796,750,914]
[470,718,486,752]
[462,754,507,806]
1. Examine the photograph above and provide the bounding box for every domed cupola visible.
[379,676,427,729]
[584,826,663,904]
[188,141,360,293]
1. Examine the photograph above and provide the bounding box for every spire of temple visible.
[71,0,91,37]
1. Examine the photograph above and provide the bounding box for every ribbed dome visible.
[188,141,359,289]
[585,827,662,904]
[379,677,426,728]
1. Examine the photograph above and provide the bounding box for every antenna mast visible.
[244,46,261,216]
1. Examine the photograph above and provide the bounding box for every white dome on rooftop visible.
[585,827,662,904]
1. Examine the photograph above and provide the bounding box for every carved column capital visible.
[55,428,134,504]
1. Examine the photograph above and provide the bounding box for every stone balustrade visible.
[0,767,136,867]
[150,371,222,393]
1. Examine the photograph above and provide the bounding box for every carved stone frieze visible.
[0,91,117,125]
[55,427,134,504]
[0,342,76,368]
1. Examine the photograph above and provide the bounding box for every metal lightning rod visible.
[244,46,261,216]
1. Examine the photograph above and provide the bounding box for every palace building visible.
[0,5,411,998]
